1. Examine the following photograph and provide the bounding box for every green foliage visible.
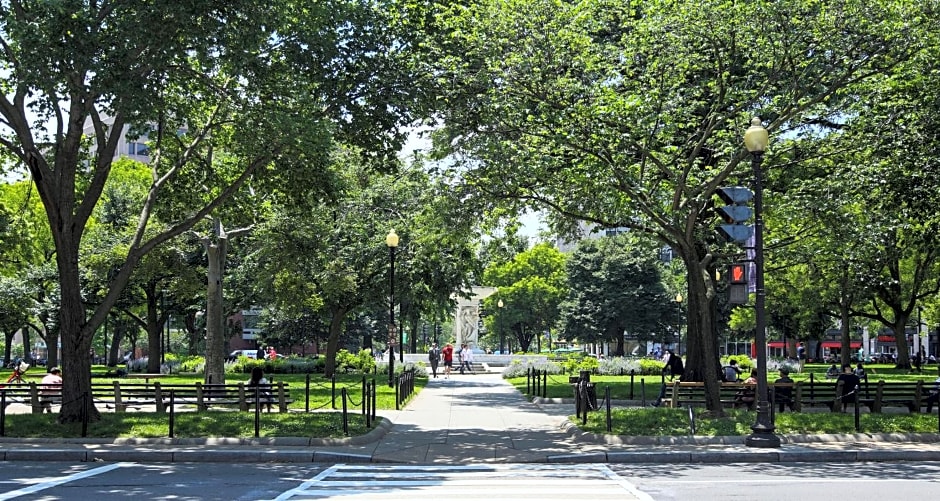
[501,358,564,379]
[177,356,205,373]
[639,358,667,376]
[723,355,753,373]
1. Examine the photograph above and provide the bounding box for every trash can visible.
[572,380,598,411]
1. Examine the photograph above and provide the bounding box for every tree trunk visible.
[893,316,911,369]
[57,248,101,423]
[146,294,162,373]
[204,239,227,384]
[3,330,12,366]
[677,247,723,416]
[108,326,124,367]
[323,307,348,378]
[840,303,852,367]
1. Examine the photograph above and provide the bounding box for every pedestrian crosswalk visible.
[270,464,653,501]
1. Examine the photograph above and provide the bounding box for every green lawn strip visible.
[0,411,372,439]
[575,407,940,436]
[3,369,424,411]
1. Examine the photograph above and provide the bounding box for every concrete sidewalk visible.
[1,372,939,463]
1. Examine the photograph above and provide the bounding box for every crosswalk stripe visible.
[269,464,652,501]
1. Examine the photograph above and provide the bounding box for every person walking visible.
[428,343,441,378]
[797,342,806,373]
[460,344,475,374]
[441,343,454,379]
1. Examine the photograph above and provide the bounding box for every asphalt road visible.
[0,461,938,500]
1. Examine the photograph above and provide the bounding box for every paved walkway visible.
[2,372,940,463]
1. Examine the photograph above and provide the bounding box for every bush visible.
[597,357,643,375]
[501,358,563,378]
[723,355,754,372]
[177,355,205,373]
[638,357,666,375]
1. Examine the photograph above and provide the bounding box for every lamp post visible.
[161,290,167,364]
[386,229,399,387]
[675,294,682,354]
[497,299,505,354]
[744,117,780,448]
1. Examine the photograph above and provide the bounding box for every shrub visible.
[596,357,643,375]
[177,356,205,373]
[723,355,754,372]
[638,357,666,375]
[501,358,563,378]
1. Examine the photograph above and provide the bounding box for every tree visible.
[426,0,936,413]
[0,1,426,422]
[484,243,567,352]
[559,235,672,356]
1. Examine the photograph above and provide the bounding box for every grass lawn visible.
[0,367,420,439]
[575,407,940,436]
[0,410,373,439]
[513,362,940,437]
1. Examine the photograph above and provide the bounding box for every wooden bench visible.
[3,382,293,414]
[663,381,758,409]
[861,380,923,413]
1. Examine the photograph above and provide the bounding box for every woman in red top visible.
[441,343,454,379]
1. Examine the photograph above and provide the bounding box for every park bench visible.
[663,381,757,409]
[2,381,293,414]
[860,380,924,413]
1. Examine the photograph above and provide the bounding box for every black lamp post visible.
[497,299,504,354]
[386,229,399,387]
[744,117,780,448]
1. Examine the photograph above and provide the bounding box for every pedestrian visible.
[441,343,454,379]
[428,342,441,378]
[734,369,757,409]
[913,352,923,373]
[460,344,475,374]
[664,350,683,381]
[247,366,272,412]
[836,363,861,412]
[797,342,806,373]
[925,366,940,414]
[773,368,795,412]
[267,346,277,361]
[40,366,62,413]
[256,347,265,360]
[722,359,741,382]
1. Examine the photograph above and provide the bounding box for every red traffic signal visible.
[729,263,747,284]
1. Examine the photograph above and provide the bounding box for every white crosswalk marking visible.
[270,464,653,501]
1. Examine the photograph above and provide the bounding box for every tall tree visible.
[426,0,935,413]
[483,243,567,352]
[0,1,425,422]
[559,235,672,356]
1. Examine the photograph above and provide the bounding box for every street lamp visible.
[497,299,505,354]
[161,290,167,364]
[743,117,780,448]
[675,294,682,354]
[386,229,399,387]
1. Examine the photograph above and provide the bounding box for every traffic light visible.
[716,186,754,244]
[728,262,748,304]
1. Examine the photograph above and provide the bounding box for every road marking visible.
[270,463,652,500]
[0,462,133,500]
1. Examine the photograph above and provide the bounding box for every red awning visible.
[767,342,786,348]
[877,336,895,342]
[821,341,861,349]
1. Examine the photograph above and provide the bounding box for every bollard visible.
[580,381,588,426]
[1,390,5,437]
[854,384,861,432]
[372,378,377,421]
[331,374,336,410]
[169,390,176,438]
[688,406,696,435]
[361,377,367,416]
[341,388,349,436]
[809,372,815,401]
[526,368,531,395]
[81,392,89,438]
[640,380,647,406]
[542,370,548,399]
[395,375,401,410]
[254,386,261,438]
[605,386,612,433]
[305,373,311,413]
[629,370,635,400]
